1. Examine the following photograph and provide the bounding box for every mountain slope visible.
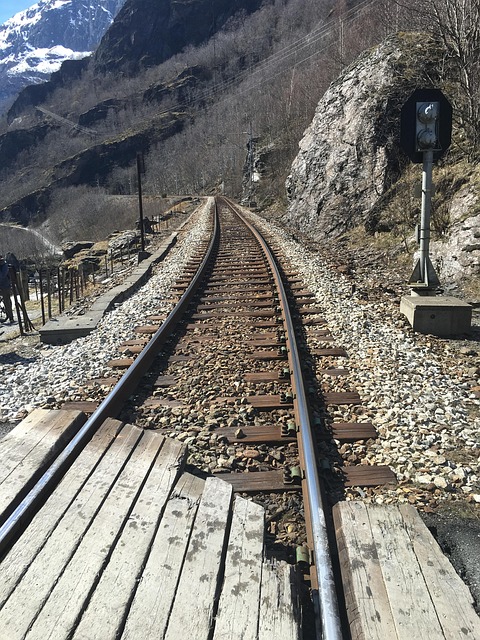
[0,0,125,112]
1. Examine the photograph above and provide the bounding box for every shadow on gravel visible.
[0,352,37,365]
[422,506,480,615]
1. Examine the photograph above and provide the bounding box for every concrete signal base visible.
[400,296,472,336]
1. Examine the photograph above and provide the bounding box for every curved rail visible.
[222,197,343,640]
[0,201,219,553]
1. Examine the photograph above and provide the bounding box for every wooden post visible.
[137,152,146,252]
[61,267,66,311]
[39,269,46,325]
[47,269,52,319]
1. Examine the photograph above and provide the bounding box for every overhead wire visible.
[143,0,380,123]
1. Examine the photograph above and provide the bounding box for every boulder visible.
[285,33,444,238]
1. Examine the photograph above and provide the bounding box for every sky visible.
[0,1,36,25]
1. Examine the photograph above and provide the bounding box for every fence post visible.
[47,269,52,319]
[39,269,46,325]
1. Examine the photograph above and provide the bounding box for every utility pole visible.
[137,152,146,253]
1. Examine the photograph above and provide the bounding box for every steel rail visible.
[223,198,343,640]
[0,200,219,554]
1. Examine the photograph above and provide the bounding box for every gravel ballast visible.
[0,198,479,608]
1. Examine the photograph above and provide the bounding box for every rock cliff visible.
[284,33,444,238]
[94,0,263,74]
[284,32,479,290]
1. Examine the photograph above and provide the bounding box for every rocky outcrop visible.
[143,66,211,107]
[0,124,52,168]
[94,0,263,75]
[430,172,480,287]
[7,58,89,122]
[285,33,444,238]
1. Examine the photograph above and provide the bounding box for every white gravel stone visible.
[246,207,480,502]
[0,198,213,424]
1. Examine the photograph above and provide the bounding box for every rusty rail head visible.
[0,199,219,555]
[221,197,343,640]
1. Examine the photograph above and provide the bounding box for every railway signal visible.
[399,90,470,336]
[400,89,452,291]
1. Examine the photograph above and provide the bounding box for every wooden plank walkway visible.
[0,415,300,639]
[0,408,86,525]
[334,501,480,639]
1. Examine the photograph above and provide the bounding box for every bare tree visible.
[397,0,480,153]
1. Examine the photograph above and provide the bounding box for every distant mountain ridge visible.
[0,0,125,113]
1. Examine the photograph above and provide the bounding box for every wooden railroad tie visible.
[213,394,293,410]
[107,357,134,368]
[220,463,396,493]
[217,424,296,445]
[319,422,377,442]
[134,324,160,334]
[312,347,348,357]
[244,370,290,383]
[323,391,362,405]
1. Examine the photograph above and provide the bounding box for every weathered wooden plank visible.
[399,504,480,639]
[200,293,273,302]
[119,344,144,354]
[121,472,204,639]
[0,419,139,631]
[246,339,282,347]
[221,470,301,493]
[213,497,265,639]
[118,339,149,347]
[134,324,160,334]
[0,408,86,524]
[258,560,300,639]
[164,477,233,640]
[323,392,361,405]
[196,301,273,310]
[247,351,286,361]
[343,502,448,640]
[72,437,186,640]
[21,430,169,639]
[244,371,288,383]
[203,286,271,295]
[312,348,348,357]
[298,306,325,315]
[218,424,296,444]
[61,401,98,413]
[191,310,276,319]
[107,357,134,368]
[324,422,377,442]
[341,465,396,487]
[333,501,397,640]
[168,354,194,362]
[248,394,293,409]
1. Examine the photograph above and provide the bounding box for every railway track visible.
[0,196,401,639]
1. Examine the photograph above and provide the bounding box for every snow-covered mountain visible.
[0,0,125,112]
